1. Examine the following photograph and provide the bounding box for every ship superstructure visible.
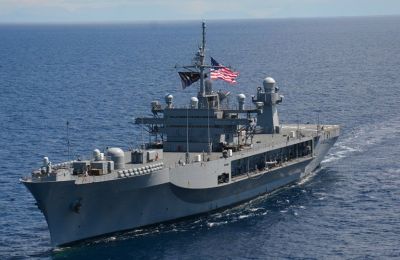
[21,22,339,246]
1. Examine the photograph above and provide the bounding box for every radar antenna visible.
[175,21,209,98]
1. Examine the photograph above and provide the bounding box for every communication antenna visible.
[176,22,212,109]
[141,117,144,150]
[207,99,212,154]
[297,116,300,139]
[66,121,70,161]
[185,107,190,164]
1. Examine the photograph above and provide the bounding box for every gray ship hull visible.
[24,136,337,246]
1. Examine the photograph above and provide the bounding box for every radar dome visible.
[190,97,199,108]
[263,77,276,92]
[165,94,173,108]
[237,94,246,110]
[264,77,276,84]
[237,93,246,101]
[165,94,173,102]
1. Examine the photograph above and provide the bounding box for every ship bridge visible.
[135,75,284,154]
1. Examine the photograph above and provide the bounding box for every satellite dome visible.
[165,94,174,107]
[263,77,276,91]
[263,77,275,84]
[237,93,246,101]
[190,96,199,108]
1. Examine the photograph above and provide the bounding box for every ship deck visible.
[23,123,339,184]
[148,123,339,168]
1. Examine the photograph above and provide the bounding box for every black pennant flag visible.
[178,72,200,89]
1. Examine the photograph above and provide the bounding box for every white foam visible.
[249,207,264,212]
[207,221,228,228]
[387,168,400,174]
[322,117,400,164]
[297,169,320,185]
[53,247,69,253]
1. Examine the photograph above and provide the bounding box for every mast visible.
[178,22,208,101]
[199,21,206,97]
[201,21,212,154]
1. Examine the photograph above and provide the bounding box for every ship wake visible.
[322,117,400,164]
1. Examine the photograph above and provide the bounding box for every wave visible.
[322,117,400,164]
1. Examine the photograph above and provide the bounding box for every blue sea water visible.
[0,16,399,259]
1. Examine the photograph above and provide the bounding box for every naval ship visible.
[21,22,340,246]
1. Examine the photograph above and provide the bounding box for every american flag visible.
[210,57,239,84]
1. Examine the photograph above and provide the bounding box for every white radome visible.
[263,77,276,84]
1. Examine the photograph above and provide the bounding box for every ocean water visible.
[0,16,399,259]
